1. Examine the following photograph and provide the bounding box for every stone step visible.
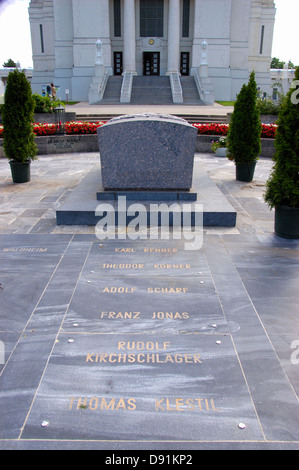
[101,76,122,103]
[131,76,173,104]
[180,77,203,105]
[76,114,228,124]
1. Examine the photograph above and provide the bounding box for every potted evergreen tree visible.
[2,69,37,183]
[264,67,299,239]
[226,71,261,182]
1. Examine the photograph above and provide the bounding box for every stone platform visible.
[56,161,237,227]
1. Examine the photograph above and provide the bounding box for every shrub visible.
[264,67,299,209]
[32,93,64,113]
[226,71,262,164]
[2,69,37,162]
[258,96,281,115]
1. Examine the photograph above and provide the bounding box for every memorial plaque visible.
[10,238,262,442]
[62,240,225,334]
[21,333,263,441]
[1,235,299,448]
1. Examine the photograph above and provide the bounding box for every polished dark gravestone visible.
[0,234,299,449]
[97,113,197,190]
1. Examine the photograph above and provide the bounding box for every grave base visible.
[56,161,236,227]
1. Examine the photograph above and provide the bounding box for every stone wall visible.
[0,134,275,159]
[0,112,77,125]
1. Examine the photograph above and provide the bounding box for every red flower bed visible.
[65,121,106,134]
[0,121,276,139]
[33,123,56,136]
[260,123,277,139]
[192,122,277,139]
[192,123,229,136]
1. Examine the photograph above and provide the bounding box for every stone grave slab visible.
[61,240,225,334]
[0,234,299,449]
[21,333,263,442]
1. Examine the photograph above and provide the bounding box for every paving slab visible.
[0,234,298,450]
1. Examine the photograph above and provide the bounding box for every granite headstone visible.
[97,113,197,190]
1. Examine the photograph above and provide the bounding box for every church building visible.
[28,0,276,104]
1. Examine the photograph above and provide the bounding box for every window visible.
[260,25,265,54]
[39,24,44,53]
[114,0,121,37]
[182,0,190,38]
[140,0,164,37]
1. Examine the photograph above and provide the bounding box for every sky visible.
[0,0,298,69]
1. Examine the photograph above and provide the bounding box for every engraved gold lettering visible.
[100,311,141,319]
[152,311,189,319]
[77,397,87,409]
[87,340,202,365]
[155,398,164,411]
[86,353,94,362]
[154,264,191,269]
[103,287,135,293]
[148,287,188,294]
[89,398,98,410]
[101,398,115,410]
[68,397,137,411]
[115,248,135,252]
[154,398,220,412]
[127,398,137,410]
[144,248,178,253]
[117,341,171,351]
[3,247,48,253]
[186,399,195,411]
[103,263,144,269]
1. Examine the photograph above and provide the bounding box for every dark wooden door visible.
[180,52,190,76]
[114,52,123,75]
[143,52,160,75]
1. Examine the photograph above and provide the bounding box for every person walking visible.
[51,83,56,100]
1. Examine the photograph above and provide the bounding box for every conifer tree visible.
[264,67,299,209]
[2,69,37,162]
[227,71,261,165]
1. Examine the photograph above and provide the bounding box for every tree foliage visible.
[2,69,37,162]
[264,67,299,209]
[2,58,17,67]
[271,57,296,69]
[226,71,261,164]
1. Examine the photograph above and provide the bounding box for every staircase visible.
[101,76,123,103]
[130,76,173,104]
[76,113,228,124]
[180,76,203,105]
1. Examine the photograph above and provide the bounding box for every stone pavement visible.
[0,152,299,451]
[0,153,273,235]
[65,101,234,118]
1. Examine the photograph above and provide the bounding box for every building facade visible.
[29,0,276,103]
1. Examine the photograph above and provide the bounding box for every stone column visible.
[123,0,136,73]
[167,0,180,73]
[191,0,202,72]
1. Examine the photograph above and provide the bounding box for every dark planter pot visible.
[9,160,31,183]
[275,205,299,239]
[235,161,257,182]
